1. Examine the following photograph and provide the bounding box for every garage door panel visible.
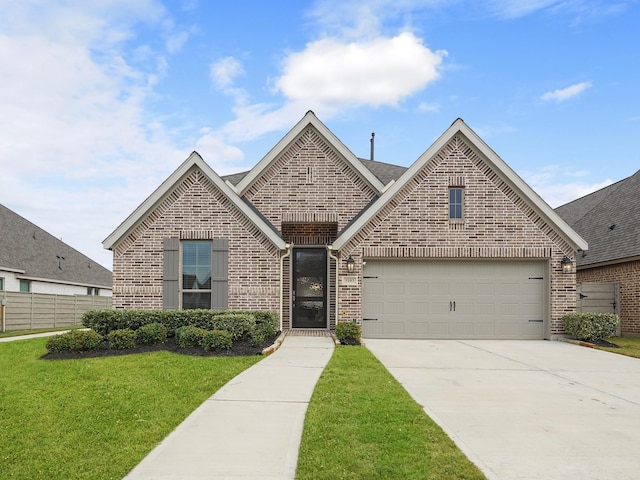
[362,260,546,339]
[407,302,429,315]
[386,302,405,314]
[431,282,451,295]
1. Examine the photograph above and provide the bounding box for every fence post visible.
[30,293,34,330]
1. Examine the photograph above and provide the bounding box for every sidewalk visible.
[124,335,335,480]
[0,330,73,342]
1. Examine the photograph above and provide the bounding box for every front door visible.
[292,248,327,328]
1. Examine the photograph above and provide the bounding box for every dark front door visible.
[292,248,327,328]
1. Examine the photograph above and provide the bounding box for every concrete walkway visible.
[367,339,640,480]
[0,330,72,342]
[124,335,334,480]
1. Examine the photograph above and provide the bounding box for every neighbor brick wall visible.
[338,134,577,336]
[578,260,640,334]
[112,168,280,311]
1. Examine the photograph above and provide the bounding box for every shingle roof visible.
[0,204,112,287]
[358,158,407,184]
[555,169,640,267]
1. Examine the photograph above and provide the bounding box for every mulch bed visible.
[41,333,281,360]
[590,338,620,348]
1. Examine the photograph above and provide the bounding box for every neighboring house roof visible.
[0,203,112,287]
[103,152,287,251]
[555,169,640,267]
[332,118,588,252]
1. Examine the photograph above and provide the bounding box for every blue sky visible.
[1,0,639,269]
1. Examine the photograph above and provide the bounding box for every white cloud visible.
[541,81,592,102]
[194,130,245,174]
[417,102,440,113]
[210,56,245,89]
[524,166,613,207]
[0,1,213,268]
[483,0,561,19]
[275,32,446,110]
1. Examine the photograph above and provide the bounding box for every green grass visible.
[296,346,486,480]
[598,336,640,358]
[0,337,261,480]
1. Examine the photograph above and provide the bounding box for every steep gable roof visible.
[235,111,386,195]
[103,152,287,251]
[0,204,112,287]
[332,118,588,252]
[556,169,640,266]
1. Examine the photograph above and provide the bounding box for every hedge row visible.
[82,309,279,347]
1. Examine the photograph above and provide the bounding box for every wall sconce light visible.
[346,255,355,274]
[561,255,574,274]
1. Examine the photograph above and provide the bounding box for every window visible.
[0,277,4,291]
[19,279,30,293]
[87,287,100,295]
[449,188,464,219]
[182,241,212,309]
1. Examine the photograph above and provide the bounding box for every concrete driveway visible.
[366,339,640,480]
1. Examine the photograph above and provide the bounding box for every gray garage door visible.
[362,260,546,339]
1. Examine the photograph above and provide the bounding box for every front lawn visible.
[598,336,640,358]
[0,337,261,480]
[296,346,486,480]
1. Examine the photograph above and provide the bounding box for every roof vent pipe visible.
[370,132,375,162]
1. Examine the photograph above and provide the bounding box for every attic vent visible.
[609,224,616,230]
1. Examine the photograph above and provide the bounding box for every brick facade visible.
[112,169,280,310]
[109,114,582,338]
[337,135,576,335]
[578,260,640,334]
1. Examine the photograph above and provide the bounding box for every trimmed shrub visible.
[46,330,103,353]
[251,315,279,346]
[335,321,362,344]
[211,313,256,341]
[108,329,136,350]
[82,309,279,339]
[563,312,620,342]
[200,330,233,352]
[175,325,206,348]
[135,322,168,345]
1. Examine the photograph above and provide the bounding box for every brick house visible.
[556,170,640,335]
[103,111,587,339]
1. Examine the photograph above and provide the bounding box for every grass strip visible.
[0,337,261,480]
[296,346,486,480]
[598,336,640,358]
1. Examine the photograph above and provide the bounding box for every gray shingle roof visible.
[555,169,640,267]
[0,204,112,287]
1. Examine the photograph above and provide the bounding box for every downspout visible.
[279,244,292,332]
[327,246,339,330]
